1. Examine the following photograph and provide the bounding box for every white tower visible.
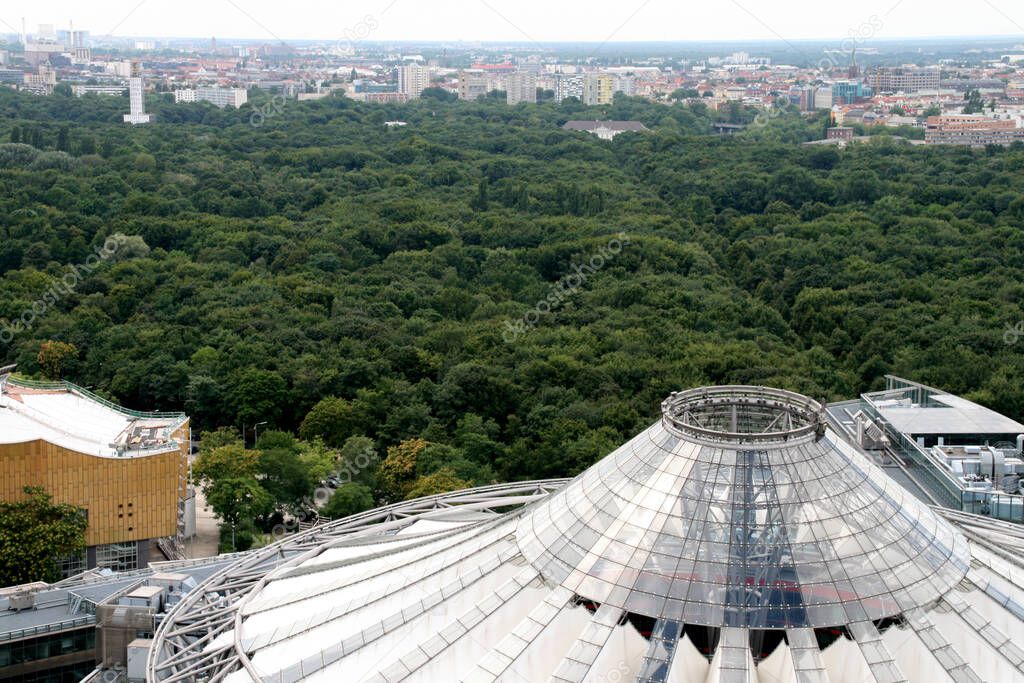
[123,61,151,125]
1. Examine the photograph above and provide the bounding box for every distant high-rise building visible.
[123,62,151,125]
[871,66,940,94]
[506,72,536,105]
[796,86,817,111]
[583,73,616,105]
[553,74,585,102]
[813,87,834,110]
[22,65,57,95]
[398,64,431,98]
[517,55,542,74]
[457,71,493,101]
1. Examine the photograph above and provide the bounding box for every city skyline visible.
[5,0,1024,44]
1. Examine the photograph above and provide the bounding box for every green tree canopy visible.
[322,483,375,518]
[0,487,87,586]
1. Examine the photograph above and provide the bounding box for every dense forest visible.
[2,88,1023,485]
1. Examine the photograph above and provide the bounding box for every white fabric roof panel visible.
[150,386,1024,683]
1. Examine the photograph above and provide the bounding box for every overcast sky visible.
[5,0,1024,43]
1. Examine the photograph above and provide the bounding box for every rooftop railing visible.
[861,393,1024,523]
[0,616,95,642]
[5,376,185,421]
[3,376,188,457]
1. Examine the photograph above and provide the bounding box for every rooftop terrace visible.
[0,374,187,458]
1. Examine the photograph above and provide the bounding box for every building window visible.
[58,552,87,579]
[0,628,95,667]
[96,542,137,572]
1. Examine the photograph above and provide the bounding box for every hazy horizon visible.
[5,0,1024,45]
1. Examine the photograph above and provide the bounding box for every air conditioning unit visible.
[9,591,35,611]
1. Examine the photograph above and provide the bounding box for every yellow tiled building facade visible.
[0,422,189,547]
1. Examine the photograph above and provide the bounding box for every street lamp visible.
[254,421,268,446]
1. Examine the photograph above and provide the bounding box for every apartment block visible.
[506,72,537,105]
[398,64,431,99]
[174,87,248,108]
[925,115,1024,146]
[871,66,941,94]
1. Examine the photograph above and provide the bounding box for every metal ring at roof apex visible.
[661,385,825,446]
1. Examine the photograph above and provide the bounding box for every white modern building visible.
[553,73,585,102]
[563,120,650,140]
[123,64,150,125]
[173,87,248,108]
[72,84,127,97]
[148,385,1024,683]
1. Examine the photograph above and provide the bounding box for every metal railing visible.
[861,394,1024,523]
[0,616,95,642]
[5,376,185,420]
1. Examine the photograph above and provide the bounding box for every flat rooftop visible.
[0,555,240,641]
[0,375,186,458]
[871,392,1024,436]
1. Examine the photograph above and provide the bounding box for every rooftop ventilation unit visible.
[8,590,35,611]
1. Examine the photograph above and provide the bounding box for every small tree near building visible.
[0,487,87,586]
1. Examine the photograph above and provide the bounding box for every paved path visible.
[184,486,221,559]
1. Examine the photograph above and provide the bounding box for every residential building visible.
[149,384,1024,683]
[173,87,248,108]
[517,55,542,74]
[0,372,193,574]
[352,79,397,94]
[21,66,56,95]
[506,72,536,105]
[871,66,941,94]
[924,115,1024,146]
[552,73,585,102]
[457,70,495,101]
[398,64,430,99]
[795,86,817,111]
[812,87,833,109]
[583,73,616,105]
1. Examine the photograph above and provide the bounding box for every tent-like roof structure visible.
[148,386,1024,683]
